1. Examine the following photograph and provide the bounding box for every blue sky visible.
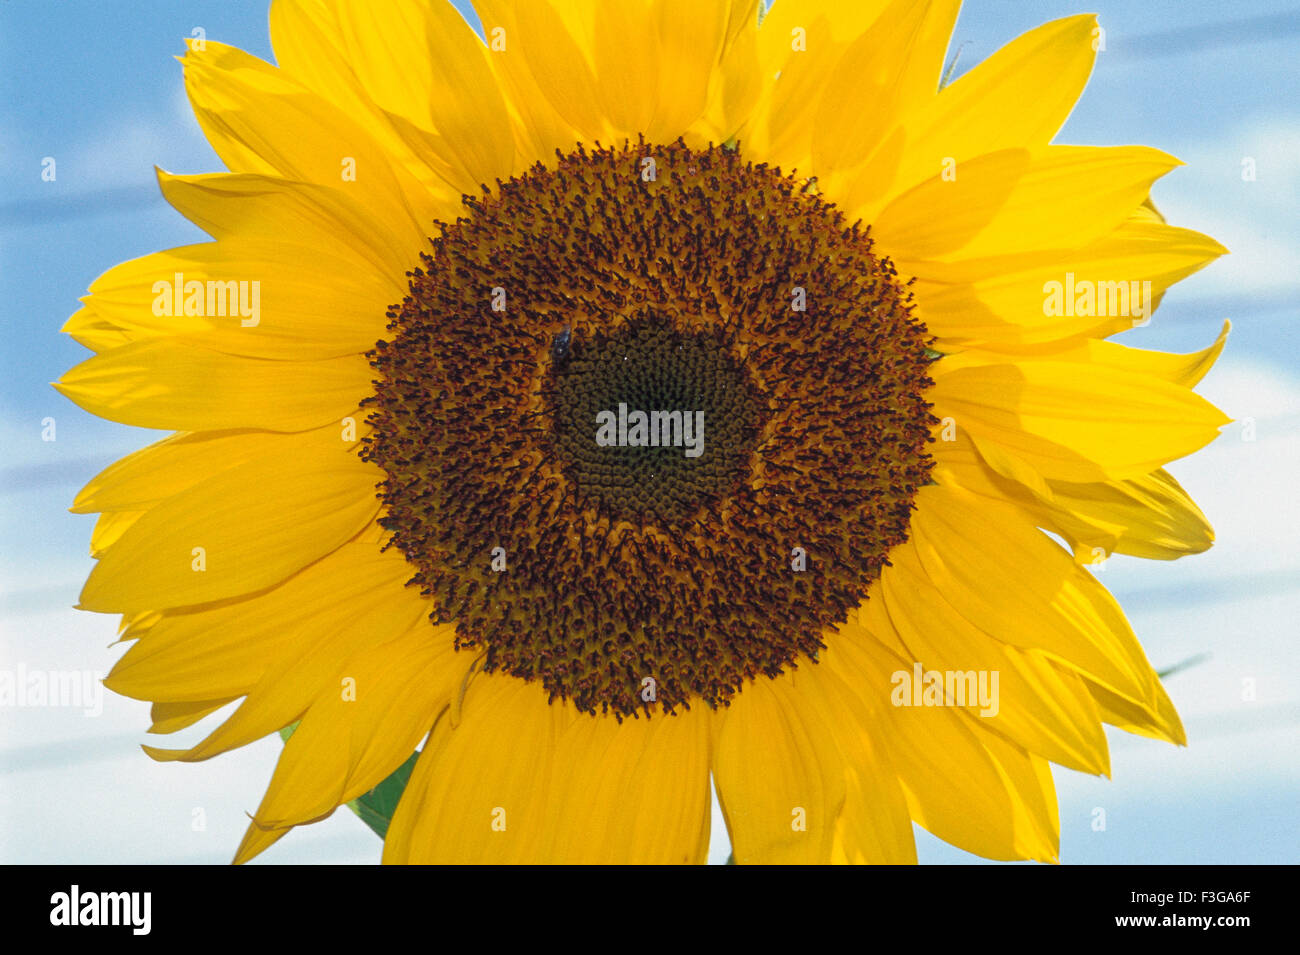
[1,0,1297,864]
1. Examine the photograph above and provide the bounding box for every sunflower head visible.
[60,0,1229,865]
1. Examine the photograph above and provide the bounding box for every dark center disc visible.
[363,140,936,718]
[545,316,765,523]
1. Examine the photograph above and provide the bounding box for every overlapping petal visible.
[383,674,713,863]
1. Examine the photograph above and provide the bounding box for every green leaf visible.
[349,752,420,839]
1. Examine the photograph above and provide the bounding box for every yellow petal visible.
[383,675,556,863]
[1052,468,1215,562]
[181,39,437,233]
[79,440,378,613]
[66,240,400,360]
[62,307,133,354]
[1039,321,1228,388]
[1084,673,1187,746]
[647,0,732,140]
[72,426,352,515]
[539,700,713,864]
[568,1,647,138]
[232,823,291,865]
[500,0,610,145]
[743,0,890,168]
[245,623,464,832]
[713,671,847,863]
[473,0,590,159]
[849,14,1099,220]
[931,359,1231,482]
[267,0,465,204]
[106,541,416,702]
[873,544,1111,776]
[802,656,918,864]
[933,431,1217,562]
[143,552,432,763]
[913,220,1228,346]
[383,674,712,863]
[874,148,1029,259]
[156,170,426,276]
[877,146,1182,263]
[688,0,763,145]
[908,484,1164,714]
[811,0,960,191]
[56,340,369,432]
[328,0,516,191]
[148,698,236,735]
[89,510,145,558]
[834,634,1059,862]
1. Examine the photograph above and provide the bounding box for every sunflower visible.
[58,0,1230,865]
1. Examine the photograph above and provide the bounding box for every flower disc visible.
[365,141,936,717]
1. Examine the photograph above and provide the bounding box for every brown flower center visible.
[363,141,936,718]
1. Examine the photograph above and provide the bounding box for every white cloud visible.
[1198,353,1300,420]
[59,105,216,193]
[1154,114,1300,296]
